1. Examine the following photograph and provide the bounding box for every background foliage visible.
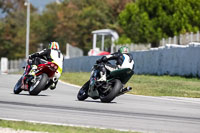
[0,0,200,59]
[119,0,200,47]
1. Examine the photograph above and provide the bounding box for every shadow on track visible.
[11,93,49,97]
[75,99,117,104]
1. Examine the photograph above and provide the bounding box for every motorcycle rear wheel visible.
[100,79,122,103]
[29,73,48,95]
[77,81,89,101]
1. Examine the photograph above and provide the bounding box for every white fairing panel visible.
[119,54,134,69]
[50,50,63,69]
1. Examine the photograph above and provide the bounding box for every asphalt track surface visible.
[0,74,200,133]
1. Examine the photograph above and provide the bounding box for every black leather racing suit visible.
[29,49,53,65]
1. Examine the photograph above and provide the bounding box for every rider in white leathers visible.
[96,46,134,82]
[28,42,63,90]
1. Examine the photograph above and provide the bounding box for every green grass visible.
[0,119,136,133]
[60,73,200,98]
[61,72,90,86]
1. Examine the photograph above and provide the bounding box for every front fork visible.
[21,65,37,90]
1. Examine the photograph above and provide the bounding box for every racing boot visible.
[29,65,37,76]
[97,71,106,82]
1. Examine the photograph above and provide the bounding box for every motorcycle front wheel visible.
[77,81,89,101]
[13,76,23,94]
[29,73,48,95]
[100,79,122,103]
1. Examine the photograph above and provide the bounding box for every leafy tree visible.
[76,0,112,52]
[52,0,132,53]
[53,1,79,51]
[0,0,37,59]
[31,3,60,52]
[119,0,200,47]
[0,0,132,58]
[0,4,26,59]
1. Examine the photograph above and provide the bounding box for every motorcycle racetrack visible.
[0,74,200,133]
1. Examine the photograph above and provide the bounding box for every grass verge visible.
[60,72,200,98]
[0,119,136,133]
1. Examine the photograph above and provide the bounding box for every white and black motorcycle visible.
[77,62,134,103]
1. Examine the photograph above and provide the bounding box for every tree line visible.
[0,0,200,59]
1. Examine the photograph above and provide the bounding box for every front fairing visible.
[23,62,57,88]
[36,62,57,78]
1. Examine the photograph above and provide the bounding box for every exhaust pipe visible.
[52,77,57,82]
[117,86,132,97]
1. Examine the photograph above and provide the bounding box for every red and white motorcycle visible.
[14,60,58,95]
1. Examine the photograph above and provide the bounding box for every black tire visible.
[43,79,52,90]
[13,77,23,94]
[100,79,122,103]
[77,81,89,101]
[29,73,48,95]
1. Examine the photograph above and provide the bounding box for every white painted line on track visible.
[126,94,200,104]
[59,80,81,88]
